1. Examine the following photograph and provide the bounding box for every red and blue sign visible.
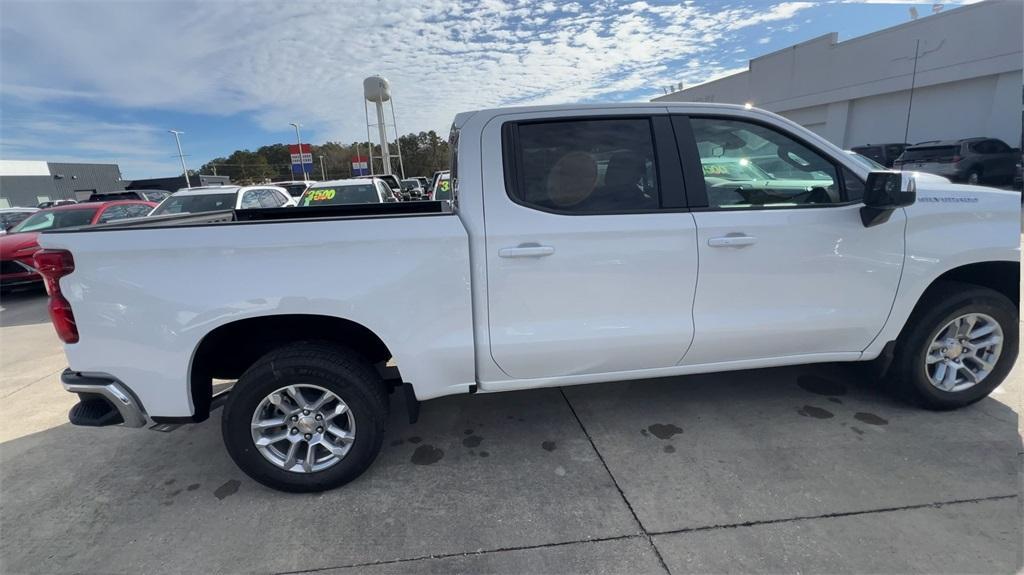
[351,155,369,176]
[289,144,313,175]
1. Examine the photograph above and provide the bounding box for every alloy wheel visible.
[250,384,356,473]
[925,313,1003,393]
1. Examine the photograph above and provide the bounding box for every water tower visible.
[363,75,405,177]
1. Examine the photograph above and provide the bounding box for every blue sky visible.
[0,0,979,179]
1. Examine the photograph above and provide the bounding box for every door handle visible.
[498,244,555,258]
[708,235,757,247]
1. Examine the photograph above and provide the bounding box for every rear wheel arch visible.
[187,314,395,422]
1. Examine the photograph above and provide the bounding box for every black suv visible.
[894,138,1020,185]
[87,189,170,203]
[850,143,907,168]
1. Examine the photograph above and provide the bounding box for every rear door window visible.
[504,117,660,214]
[240,191,262,209]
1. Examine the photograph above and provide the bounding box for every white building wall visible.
[654,0,1023,149]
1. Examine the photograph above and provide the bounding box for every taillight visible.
[33,249,78,343]
[951,155,962,163]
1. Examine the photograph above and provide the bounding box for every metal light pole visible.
[319,155,327,180]
[290,122,308,182]
[168,130,191,188]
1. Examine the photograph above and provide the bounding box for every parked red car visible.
[0,201,155,291]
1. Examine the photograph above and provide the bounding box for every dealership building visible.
[0,160,126,208]
[653,0,1022,151]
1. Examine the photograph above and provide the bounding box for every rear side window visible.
[504,118,659,214]
[884,144,906,159]
[852,146,883,163]
[256,189,286,208]
[902,146,957,162]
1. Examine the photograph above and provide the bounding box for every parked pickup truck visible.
[37,103,1020,492]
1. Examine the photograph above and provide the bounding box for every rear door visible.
[676,114,905,365]
[980,139,1015,179]
[482,111,699,379]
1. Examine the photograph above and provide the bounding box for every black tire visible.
[890,281,1018,410]
[965,168,982,186]
[221,341,388,492]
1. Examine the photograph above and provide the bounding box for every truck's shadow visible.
[1,364,1019,573]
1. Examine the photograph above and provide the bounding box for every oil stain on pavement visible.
[854,412,889,426]
[213,479,241,500]
[797,405,835,419]
[797,375,848,397]
[541,440,556,452]
[647,423,683,439]
[411,445,444,465]
[462,435,483,448]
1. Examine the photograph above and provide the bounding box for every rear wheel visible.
[890,282,1017,409]
[221,342,388,492]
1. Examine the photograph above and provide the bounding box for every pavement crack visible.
[1,367,64,399]
[649,494,1019,537]
[558,388,671,575]
[272,534,646,574]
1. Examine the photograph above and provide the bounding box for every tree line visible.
[197,130,450,184]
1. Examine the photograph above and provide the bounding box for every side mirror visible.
[861,171,915,227]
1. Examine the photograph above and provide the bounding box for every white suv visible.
[149,185,296,216]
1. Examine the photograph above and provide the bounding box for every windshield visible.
[433,174,452,200]
[151,193,236,215]
[11,208,97,233]
[401,180,420,191]
[300,185,380,206]
[280,183,308,197]
[701,159,771,181]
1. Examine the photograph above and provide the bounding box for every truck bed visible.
[45,201,454,233]
[37,202,476,415]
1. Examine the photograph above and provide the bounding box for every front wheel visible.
[891,282,1018,410]
[221,342,388,492]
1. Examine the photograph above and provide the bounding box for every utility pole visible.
[168,130,191,188]
[319,155,327,180]
[903,39,921,145]
[290,122,308,182]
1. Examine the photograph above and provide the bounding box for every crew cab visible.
[36,103,1020,492]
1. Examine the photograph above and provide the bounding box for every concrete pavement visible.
[0,289,1020,574]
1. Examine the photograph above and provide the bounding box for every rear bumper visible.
[61,369,148,428]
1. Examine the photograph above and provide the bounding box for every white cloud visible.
[0,0,816,172]
[0,111,181,178]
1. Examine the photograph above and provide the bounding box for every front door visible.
[483,113,698,380]
[678,115,905,365]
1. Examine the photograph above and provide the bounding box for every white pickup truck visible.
[37,103,1019,492]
